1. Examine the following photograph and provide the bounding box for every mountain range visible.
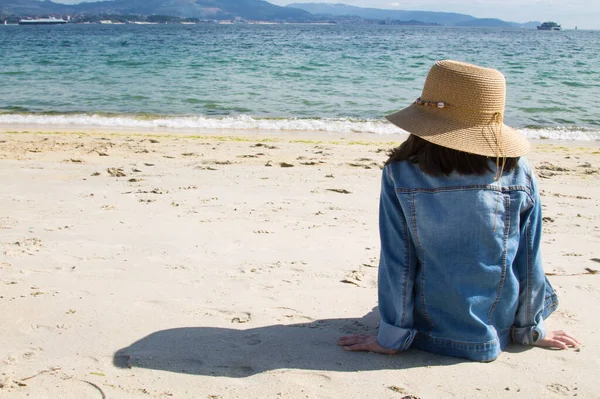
[287,3,474,25]
[0,0,311,21]
[0,0,540,27]
[287,3,540,28]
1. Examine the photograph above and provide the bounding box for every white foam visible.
[0,114,598,141]
[519,127,600,142]
[0,113,401,135]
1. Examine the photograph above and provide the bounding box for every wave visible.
[519,126,600,141]
[0,113,598,141]
[0,113,400,135]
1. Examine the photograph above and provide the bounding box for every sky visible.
[52,0,599,29]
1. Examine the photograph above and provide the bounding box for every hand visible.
[535,330,581,350]
[337,334,398,354]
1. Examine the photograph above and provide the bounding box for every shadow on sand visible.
[113,309,464,377]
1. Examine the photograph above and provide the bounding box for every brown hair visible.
[385,135,519,176]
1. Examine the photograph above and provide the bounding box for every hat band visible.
[414,97,504,115]
[415,97,447,109]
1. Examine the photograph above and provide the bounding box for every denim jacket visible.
[377,157,558,361]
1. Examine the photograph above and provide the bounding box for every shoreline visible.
[0,124,395,141]
[1,124,599,147]
[1,112,598,142]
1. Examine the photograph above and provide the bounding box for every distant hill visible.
[75,0,312,20]
[0,0,312,21]
[0,0,76,14]
[513,21,542,29]
[455,18,513,28]
[286,3,476,25]
[0,0,543,26]
[287,3,539,28]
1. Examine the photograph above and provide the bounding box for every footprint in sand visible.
[252,143,278,150]
[301,161,325,166]
[107,167,126,177]
[546,382,577,395]
[267,307,315,323]
[341,270,365,288]
[204,309,252,324]
[231,312,252,324]
[21,347,44,360]
[202,160,234,165]
[5,238,44,257]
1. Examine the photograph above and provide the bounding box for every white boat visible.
[18,17,68,25]
[537,21,561,30]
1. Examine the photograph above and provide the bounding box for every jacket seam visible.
[420,330,511,351]
[395,185,531,195]
[488,193,510,323]
[410,193,433,332]
[400,208,410,326]
[526,213,533,332]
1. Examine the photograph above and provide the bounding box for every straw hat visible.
[385,60,530,157]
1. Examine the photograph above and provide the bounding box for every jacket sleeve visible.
[377,165,417,351]
[511,173,548,345]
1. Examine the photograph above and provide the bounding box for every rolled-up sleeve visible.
[511,173,548,345]
[377,166,417,351]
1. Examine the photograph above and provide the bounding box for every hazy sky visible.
[52,0,599,29]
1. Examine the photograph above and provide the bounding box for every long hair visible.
[385,135,519,176]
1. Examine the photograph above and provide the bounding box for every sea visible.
[1,24,599,141]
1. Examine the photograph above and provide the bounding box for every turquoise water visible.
[1,24,599,140]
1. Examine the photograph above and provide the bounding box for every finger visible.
[338,334,366,340]
[343,343,372,352]
[553,331,581,346]
[557,336,580,348]
[549,339,569,350]
[562,333,582,346]
[338,335,368,346]
[536,339,566,350]
[338,334,369,342]
[337,335,354,344]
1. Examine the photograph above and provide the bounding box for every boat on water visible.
[537,21,561,30]
[18,17,68,25]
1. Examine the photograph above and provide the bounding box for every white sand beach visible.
[0,127,598,398]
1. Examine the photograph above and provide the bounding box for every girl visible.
[338,60,579,361]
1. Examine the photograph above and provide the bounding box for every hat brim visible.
[385,103,530,158]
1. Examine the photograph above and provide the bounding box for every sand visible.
[0,126,598,399]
